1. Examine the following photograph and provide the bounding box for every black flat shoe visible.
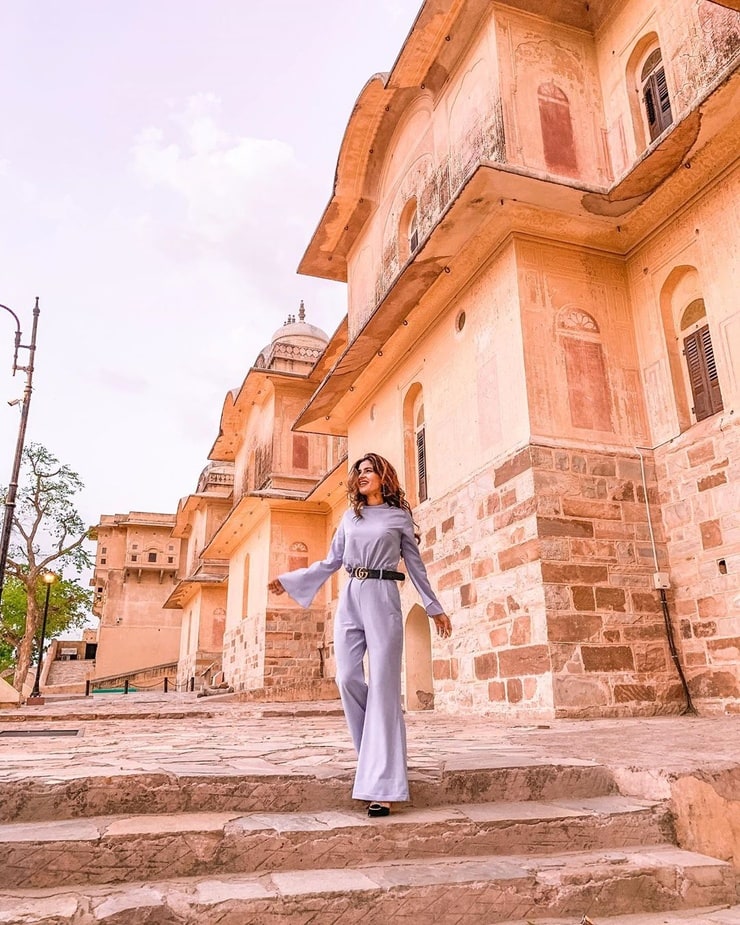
[368,802,391,817]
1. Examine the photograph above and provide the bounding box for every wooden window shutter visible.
[702,325,724,416]
[642,53,673,141]
[655,67,673,129]
[684,324,723,422]
[416,426,428,503]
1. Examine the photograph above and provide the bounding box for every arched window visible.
[398,198,419,265]
[641,48,673,142]
[538,82,578,176]
[680,299,723,422]
[403,383,428,506]
[415,402,427,504]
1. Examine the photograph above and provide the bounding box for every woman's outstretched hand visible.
[268,579,285,595]
[432,613,452,638]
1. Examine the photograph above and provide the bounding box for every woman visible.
[268,453,452,817]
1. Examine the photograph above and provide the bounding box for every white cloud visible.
[131,93,307,247]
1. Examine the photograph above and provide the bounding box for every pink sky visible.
[0,1,421,545]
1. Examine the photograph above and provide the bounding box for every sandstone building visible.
[93,0,740,719]
[91,512,182,679]
[288,0,740,717]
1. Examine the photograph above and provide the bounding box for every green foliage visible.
[6,442,93,574]
[0,574,92,674]
[1,442,94,685]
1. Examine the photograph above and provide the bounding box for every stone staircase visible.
[0,759,737,924]
[42,659,94,695]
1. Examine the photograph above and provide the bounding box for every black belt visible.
[349,567,405,581]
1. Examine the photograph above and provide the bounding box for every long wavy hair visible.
[347,453,413,520]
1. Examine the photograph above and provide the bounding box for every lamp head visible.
[42,571,56,585]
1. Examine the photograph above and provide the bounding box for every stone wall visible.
[655,413,740,713]
[417,445,551,718]
[264,607,326,688]
[415,440,690,719]
[533,442,684,717]
[224,607,326,693]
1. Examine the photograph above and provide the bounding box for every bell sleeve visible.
[277,518,346,608]
[400,515,445,617]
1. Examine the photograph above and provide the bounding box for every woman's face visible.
[357,459,382,498]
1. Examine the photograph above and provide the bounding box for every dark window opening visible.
[416,425,428,504]
[642,49,673,141]
[148,552,157,563]
[684,323,723,422]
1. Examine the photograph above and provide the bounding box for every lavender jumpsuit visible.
[278,503,444,802]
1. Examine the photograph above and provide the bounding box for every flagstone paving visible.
[0,693,738,923]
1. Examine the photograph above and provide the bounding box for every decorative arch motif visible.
[557,307,600,335]
[402,382,427,507]
[288,542,309,572]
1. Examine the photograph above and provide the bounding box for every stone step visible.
[0,761,616,823]
[498,909,740,924]
[0,846,734,924]
[0,795,671,889]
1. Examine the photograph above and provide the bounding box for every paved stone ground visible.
[0,693,739,924]
[0,692,738,794]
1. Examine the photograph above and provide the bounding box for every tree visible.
[1,443,92,691]
[0,574,91,677]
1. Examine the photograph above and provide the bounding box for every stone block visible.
[493,447,532,486]
[547,613,603,642]
[544,584,571,610]
[572,586,595,610]
[693,621,717,638]
[442,516,455,534]
[562,498,622,520]
[438,569,464,590]
[541,564,608,584]
[614,684,657,702]
[488,680,506,700]
[510,617,531,646]
[595,588,627,612]
[698,472,727,492]
[553,674,610,708]
[581,645,635,672]
[460,583,477,607]
[472,557,494,579]
[474,652,498,680]
[690,670,740,699]
[706,637,740,661]
[538,517,594,538]
[700,520,723,549]
[486,601,507,621]
[498,538,540,571]
[507,678,523,702]
[498,644,550,677]
[634,643,670,672]
[687,441,716,466]
[631,592,662,613]
[698,596,725,618]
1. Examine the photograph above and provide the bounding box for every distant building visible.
[163,462,234,690]
[204,306,346,697]
[91,512,182,679]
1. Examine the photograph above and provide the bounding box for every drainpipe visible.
[635,446,697,715]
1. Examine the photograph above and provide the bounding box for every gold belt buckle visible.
[355,566,369,580]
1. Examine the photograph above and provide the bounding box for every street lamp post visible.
[0,298,40,607]
[29,571,56,703]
